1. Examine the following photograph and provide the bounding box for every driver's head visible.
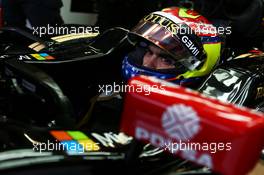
[122,7,222,86]
[142,44,176,69]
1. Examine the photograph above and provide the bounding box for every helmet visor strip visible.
[129,20,203,71]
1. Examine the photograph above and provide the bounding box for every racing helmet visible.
[122,7,221,86]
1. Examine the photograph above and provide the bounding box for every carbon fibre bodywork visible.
[199,55,264,109]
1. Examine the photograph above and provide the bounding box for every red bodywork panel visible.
[121,76,264,175]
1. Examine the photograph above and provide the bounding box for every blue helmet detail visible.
[122,55,177,82]
[122,55,203,85]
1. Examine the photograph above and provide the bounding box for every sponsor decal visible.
[181,36,200,56]
[143,13,200,57]
[162,104,200,141]
[50,131,100,155]
[134,104,212,168]
[19,55,32,60]
[143,13,179,38]
[91,132,132,148]
[30,53,55,61]
[135,126,213,169]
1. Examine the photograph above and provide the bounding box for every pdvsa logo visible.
[162,104,200,141]
[135,104,212,169]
